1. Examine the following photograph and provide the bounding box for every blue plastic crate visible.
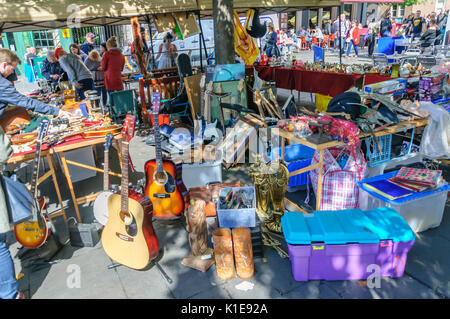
[270,144,315,162]
[287,158,313,187]
[365,134,392,167]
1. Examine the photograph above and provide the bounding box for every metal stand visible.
[107,261,173,284]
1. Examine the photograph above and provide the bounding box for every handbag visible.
[0,172,33,225]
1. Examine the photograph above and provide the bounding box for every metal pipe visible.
[196,10,209,66]
[338,5,342,65]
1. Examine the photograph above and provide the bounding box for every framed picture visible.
[205,63,245,83]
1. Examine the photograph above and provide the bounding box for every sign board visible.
[61,29,71,38]
[313,45,324,63]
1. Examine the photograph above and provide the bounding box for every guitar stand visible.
[107,261,173,284]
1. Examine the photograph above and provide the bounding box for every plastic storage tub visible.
[281,208,416,282]
[217,186,256,228]
[358,171,450,233]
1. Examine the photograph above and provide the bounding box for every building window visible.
[391,5,405,18]
[33,30,55,52]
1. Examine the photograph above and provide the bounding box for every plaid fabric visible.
[310,146,368,211]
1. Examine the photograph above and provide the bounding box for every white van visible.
[151,19,215,66]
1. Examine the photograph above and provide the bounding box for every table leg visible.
[59,151,82,223]
[316,149,324,211]
[281,137,285,161]
[46,154,67,223]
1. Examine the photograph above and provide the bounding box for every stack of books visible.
[363,167,443,201]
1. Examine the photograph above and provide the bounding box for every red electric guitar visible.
[144,92,186,219]
[101,115,159,270]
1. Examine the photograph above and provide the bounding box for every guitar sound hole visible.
[120,211,137,237]
[155,171,167,184]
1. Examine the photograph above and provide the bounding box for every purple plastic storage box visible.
[281,208,416,282]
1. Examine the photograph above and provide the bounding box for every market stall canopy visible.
[0,0,199,32]
[340,0,404,3]
[0,0,341,32]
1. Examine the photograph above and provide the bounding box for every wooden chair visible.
[138,76,181,123]
[329,34,335,48]
[150,67,179,78]
[323,35,329,48]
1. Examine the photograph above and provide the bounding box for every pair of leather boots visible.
[212,227,254,280]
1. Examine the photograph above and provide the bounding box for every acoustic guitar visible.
[101,115,159,270]
[144,92,186,219]
[93,133,114,226]
[14,119,53,249]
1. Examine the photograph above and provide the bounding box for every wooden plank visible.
[64,159,122,178]
[184,73,203,129]
[76,192,102,205]
[289,162,320,177]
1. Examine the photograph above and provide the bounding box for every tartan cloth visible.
[310,146,368,211]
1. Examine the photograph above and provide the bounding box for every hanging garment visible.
[245,9,267,38]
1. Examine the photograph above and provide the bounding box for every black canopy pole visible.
[338,5,342,66]
[195,11,203,72]
[196,10,209,65]
[146,15,156,69]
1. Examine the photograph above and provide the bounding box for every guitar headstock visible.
[37,119,50,142]
[104,133,114,150]
[206,81,213,93]
[152,92,161,115]
[122,115,136,143]
[200,74,206,89]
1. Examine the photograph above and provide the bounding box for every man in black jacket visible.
[420,19,441,52]
[41,51,64,85]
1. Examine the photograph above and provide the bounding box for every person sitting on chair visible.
[420,19,441,52]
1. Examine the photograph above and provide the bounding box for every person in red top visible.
[101,36,125,105]
[345,20,360,58]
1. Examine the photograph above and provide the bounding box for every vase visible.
[213,228,235,280]
[232,227,254,279]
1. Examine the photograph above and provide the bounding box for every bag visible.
[0,173,33,225]
[285,37,294,45]
[309,146,368,211]
[419,102,450,159]
[184,182,242,217]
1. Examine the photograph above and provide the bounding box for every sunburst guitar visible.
[144,91,186,219]
[14,119,53,248]
[101,115,159,270]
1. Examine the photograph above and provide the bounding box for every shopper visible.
[420,19,441,52]
[24,46,37,83]
[84,50,107,107]
[313,25,324,43]
[380,13,393,37]
[411,10,425,41]
[41,50,64,85]
[101,36,125,103]
[437,8,448,35]
[70,43,88,62]
[80,32,96,56]
[55,47,95,101]
[333,14,347,55]
[366,19,379,58]
[99,42,108,57]
[263,23,280,58]
[345,21,360,58]
[156,32,178,69]
[323,19,331,35]
[288,28,298,51]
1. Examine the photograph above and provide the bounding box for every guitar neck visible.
[153,112,164,174]
[103,149,109,192]
[30,140,43,199]
[120,142,129,213]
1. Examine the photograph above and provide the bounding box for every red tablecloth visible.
[252,65,393,97]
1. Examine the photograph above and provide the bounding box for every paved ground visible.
[4,49,449,299]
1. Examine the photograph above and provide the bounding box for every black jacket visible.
[41,58,63,84]
[420,29,441,47]
[380,18,392,35]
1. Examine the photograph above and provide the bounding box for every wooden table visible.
[8,134,123,224]
[7,149,67,223]
[273,118,429,211]
[50,134,123,223]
